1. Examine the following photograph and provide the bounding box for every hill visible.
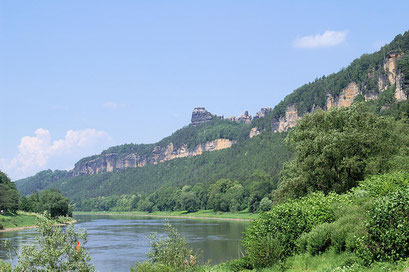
[15,30,409,212]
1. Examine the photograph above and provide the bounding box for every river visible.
[0,214,250,271]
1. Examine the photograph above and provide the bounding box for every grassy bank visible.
[205,250,409,271]
[73,209,257,221]
[0,211,75,232]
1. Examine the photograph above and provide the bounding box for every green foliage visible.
[17,132,290,212]
[0,171,20,213]
[223,257,253,271]
[208,179,247,212]
[15,169,68,196]
[297,223,332,255]
[130,222,198,271]
[9,217,94,271]
[19,189,71,218]
[258,197,272,212]
[243,192,343,268]
[39,189,70,218]
[355,171,409,197]
[129,262,175,272]
[270,31,409,120]
[277,104,401,199]
[377,85,396,109]
[356,188,409,263]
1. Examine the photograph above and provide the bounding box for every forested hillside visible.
[15,30,409,214]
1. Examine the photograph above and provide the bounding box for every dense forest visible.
[17,132,291,212]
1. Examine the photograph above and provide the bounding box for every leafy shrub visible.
[13,217,94,271]
[0,224,3,230]
[258,197,272,212]
[224,256,253,271]
[0,260,11,272]
[356,171,409,197]
[129,262,175,272]
[330,207,366,253]
[356,188,409,263]
[298,223,332,255]
[131,222,198,271]
[243,192,343,268]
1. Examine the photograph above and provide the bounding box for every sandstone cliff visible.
[271,51,407,132]
[70,138,235,176]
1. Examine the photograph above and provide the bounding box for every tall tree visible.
[277,103,402,199]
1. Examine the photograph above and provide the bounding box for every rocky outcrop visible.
[253,107,272,119]
[237,111,252,124]
[382,51,407,101]
[326,82,360,110]
[191,107,213,125]
[70,138,235,176]
[271,105,301,133]
[249,127,261,138]
[395,71,407,101]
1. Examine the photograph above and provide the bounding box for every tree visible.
[277,104,402,199]
[258,197,272,212]
[0,171,19,213]
[40,189,70,217]
[12,217,95,271]
[130,222,198,271]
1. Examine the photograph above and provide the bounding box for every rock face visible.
[271,105,301,133]
[253,107,272,119]
[249,127,261,138]
[271,51,407,133]
[237,111,252,124]
[326,82,360,110]
[70,138,235,176]
[191,107,213,125]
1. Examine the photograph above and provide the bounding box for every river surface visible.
[0,214,250,271]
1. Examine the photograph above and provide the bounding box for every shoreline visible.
[0,220,77,233]
[74,211,255,222]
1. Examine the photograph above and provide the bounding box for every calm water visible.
[0,214,249,271]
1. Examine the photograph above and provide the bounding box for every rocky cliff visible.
[191,107,214,125]
[70,138,235,176]
[271,51,408,132]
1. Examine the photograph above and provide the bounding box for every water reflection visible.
[0,214,249,272]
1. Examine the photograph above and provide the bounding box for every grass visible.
[0,211,75,230]
[0,211,40,229]
[200,250,409,271]
[73,209,258,220]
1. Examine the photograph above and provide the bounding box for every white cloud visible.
[0,128,110,180]
[293,30,348,49]
[103,102,126,110]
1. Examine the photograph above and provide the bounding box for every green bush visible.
[356,171,409,197]
[0,260,11,272]
[298,223,332,255]
[224,256,253,271]
[0,224,3,230]
[13,217,94,271]
[356,188,409,263]
[130,221,198,271]
[243,192,343,268]
[330,208,365,253]
[129,262,175,272]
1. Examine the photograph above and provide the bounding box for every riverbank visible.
[0,212,76,232]
[73,209,258,221]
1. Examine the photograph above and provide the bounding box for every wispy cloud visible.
[0,128,110,180]
[102,101,126,110]
[293,30,348,49]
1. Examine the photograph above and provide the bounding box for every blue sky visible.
[1,0,408,180]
